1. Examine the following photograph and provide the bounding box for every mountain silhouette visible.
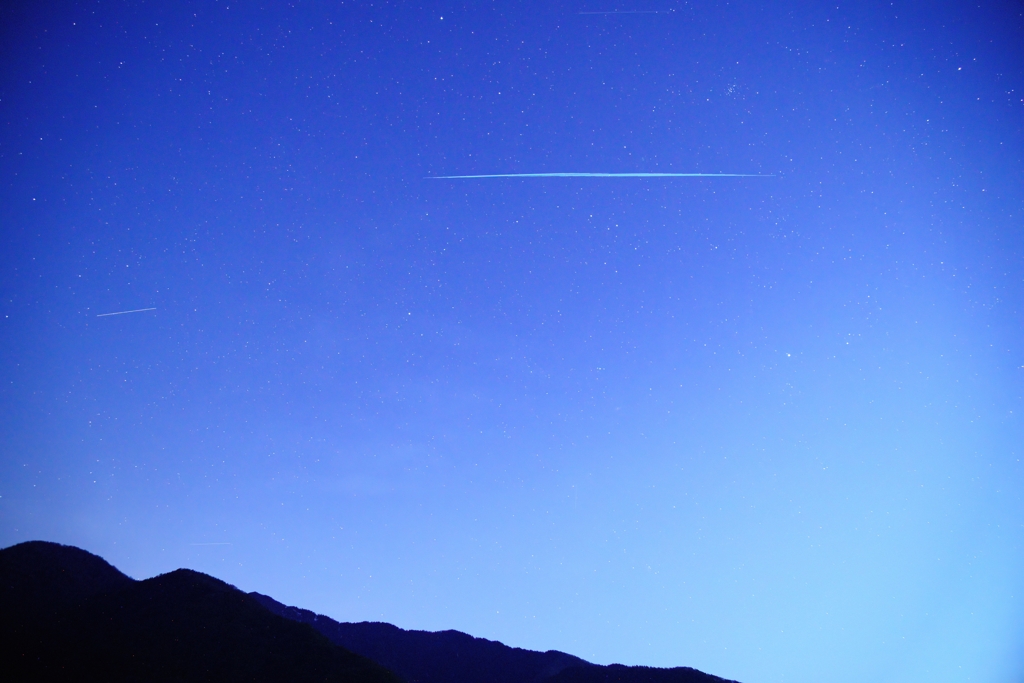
[1,541,401,683]
[0,538,134,630]
[252,592,590,683]
[1,540,740,683]
[548,664,742,683]
[251,594,741,683]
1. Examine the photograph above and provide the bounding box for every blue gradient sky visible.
[2,2,1022,682]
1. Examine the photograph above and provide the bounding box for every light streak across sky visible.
[429,172,774,179]
[95,307,157,317]
[578,10,675,14]
[189,542,233,546]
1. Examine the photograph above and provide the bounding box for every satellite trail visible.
[96,307,157,317]
[430,172,773,179]
[190,542,233,546]
[579,10,674,14]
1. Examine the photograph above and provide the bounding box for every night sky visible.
[2,2,1023,682]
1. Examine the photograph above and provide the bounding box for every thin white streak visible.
[579,10,673,14]
[96,307,157,317]
[429,173,774,179]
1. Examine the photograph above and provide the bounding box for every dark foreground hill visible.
[1,540,740,683]
[251,594,741,683]
[547,664,741,683]
[0,537,134,631]
[0,541,400,683]
[252,592,590,683]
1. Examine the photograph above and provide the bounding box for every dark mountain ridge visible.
[0,536,134,626]
[1,541,400,683]
[251,592,739,683]
[1,540,740,683]
[252,592,590,683]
